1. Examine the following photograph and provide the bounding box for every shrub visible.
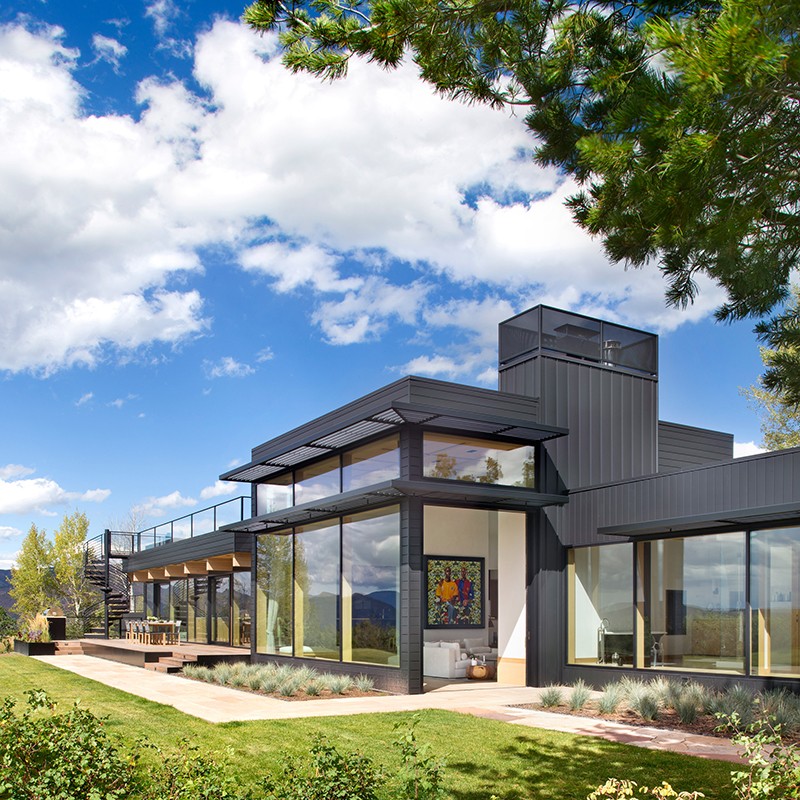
[598,683,625,714]
[262,736,382,800]
[394,715,445,800]
[277,678,300,697]
[588,778,703,799]
[212,663,234,685]
[17,613,51,643]
[539,684,564,708]
[568,679,592,711]
[725,715,800,800]
[715,685,755,728]
[304,679,322,696]
[354,674,375,692]
[674,695,699,725]
[140,739,250,800]
[627,683,661,721]
[0,690,136,800]
[322,674,354,695]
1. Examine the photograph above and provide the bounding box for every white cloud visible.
[75,392,93,406]
[256,347,274,363]
[0,464,35,480]
[0,555,16,569]
[133,489,196,518]
[0,526,21,539]
[203,356,255,379]
[0,18,728,381]
[0,474,110,514]
[91,34,127,70]
[199,480,237,500]
[144,0,179,38]
[734,441,768,458]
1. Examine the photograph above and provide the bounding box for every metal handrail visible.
[135,495,250,551]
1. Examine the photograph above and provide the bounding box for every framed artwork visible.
[424,555,484,629]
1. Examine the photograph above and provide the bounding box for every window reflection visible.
[295,457,340,505]
[256,534,293,655]
[342,436,399,492]
[295,521,340,660]
[257,473,293,515]
[569,545,633,666]
[751,527,800,678]
[342,507,400,666]
[423,434,535,488]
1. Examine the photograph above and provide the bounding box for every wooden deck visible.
[73,638,250,672]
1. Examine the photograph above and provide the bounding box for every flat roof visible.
[221,376,566,483]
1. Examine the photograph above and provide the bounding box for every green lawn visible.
[0,655,736,800]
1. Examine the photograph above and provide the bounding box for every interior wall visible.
[497,511,527,684]
[423,506,494,644]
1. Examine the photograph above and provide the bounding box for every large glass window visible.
[232,572,252,648]
[643,534,745,673]
[295,457,340,505]
[187,578,208,643]
[295,521,340,660]
[342,436,399,492]
[169,579,188,642]
[257,473,293,515]
[256,533,294,655]
[423,434,535,488]
[751,527,800,678]
[342,507,400,666]
[569,544,633,666]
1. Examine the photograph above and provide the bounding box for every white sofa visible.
[423,641,469,678]
[423,638,499,678]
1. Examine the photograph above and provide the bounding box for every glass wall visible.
[751,526,800,677]
[257,473,293,515]
[643,534,745,673]
[569,532,748,674]
[169,579,188,642]
[343,436,399,492]
[187,578,208,644]
[342,508,400,665]
[256,535,294,655]
[423,433,535,488]
[295,521,341,660]
[232,572,252,648]
[256,506,400,667]
[256,437,401,515]
[295,457,341,505]
[569,544,633,665]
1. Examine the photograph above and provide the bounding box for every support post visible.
[103,528,111,638]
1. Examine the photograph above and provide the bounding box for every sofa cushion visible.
[440,641,460,650]
[463,636,486,651]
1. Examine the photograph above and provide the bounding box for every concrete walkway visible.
[33,655,743,762]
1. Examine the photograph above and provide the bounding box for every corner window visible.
[422,433,535,488]
[295,456,340,505]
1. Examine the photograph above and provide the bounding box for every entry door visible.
[210,576,231,645]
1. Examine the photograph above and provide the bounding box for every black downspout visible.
[103,528,111,638]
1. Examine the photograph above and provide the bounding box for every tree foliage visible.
[9,524,55,621]
[742,287,800,448]
[245,0,800,399]
[52,511,99,633]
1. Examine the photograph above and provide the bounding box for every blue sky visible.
[0,0,770,568]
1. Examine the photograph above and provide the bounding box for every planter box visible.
[14,639,56,656]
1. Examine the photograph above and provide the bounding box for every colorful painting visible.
[424,555,484,629]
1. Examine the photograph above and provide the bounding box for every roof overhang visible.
[221,479,568,532]
[221,394,566,484]
[598,500,800,538]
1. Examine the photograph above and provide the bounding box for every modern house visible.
[99,304,800,694]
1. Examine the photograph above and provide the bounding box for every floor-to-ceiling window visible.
[188,578,209,643]
[256,534,294,655]
[752,526,800,678]
[255,505,400,667]
[295,520,340,660]
[569,544,633,666]
[232,572,252,648]
[642,533,745,673]
[342,507,400,666]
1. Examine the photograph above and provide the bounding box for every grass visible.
[0,655,737,799]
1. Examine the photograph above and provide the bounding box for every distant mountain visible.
[0,569,12,610]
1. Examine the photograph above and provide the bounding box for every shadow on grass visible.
[445,730,735,800]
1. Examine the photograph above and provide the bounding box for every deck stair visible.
[54,640,84,656]
[144,653,199,674]
[83,532,134,632]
